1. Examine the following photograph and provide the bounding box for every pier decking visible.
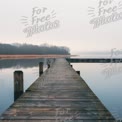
[0,58,115,122]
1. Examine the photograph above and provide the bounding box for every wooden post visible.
[39,62,43,76]
[14,71,23,101]
[47,64,50,68]
[47,59,50,68]
[76,71,80,75]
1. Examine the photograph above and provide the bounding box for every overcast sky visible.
[0,0,122,54]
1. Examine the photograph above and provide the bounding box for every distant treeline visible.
[0,43,70,55]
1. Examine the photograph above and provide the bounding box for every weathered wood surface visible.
[0,58,115,122]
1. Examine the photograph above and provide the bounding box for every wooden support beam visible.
[14,71,23,101]
[39,62,43,76]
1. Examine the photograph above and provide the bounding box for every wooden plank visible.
[0,58,115,122]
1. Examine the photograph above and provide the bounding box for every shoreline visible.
[0,54,77,60]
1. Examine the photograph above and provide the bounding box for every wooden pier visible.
[67,58,122,63]
[0,58,115,122]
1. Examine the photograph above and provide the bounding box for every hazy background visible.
[0,0,122,54]
[0,0,122,118]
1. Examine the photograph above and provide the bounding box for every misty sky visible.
[0,0,122,54]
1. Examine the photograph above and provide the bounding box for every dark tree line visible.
[0,43,70,55]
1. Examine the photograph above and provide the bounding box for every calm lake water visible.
[0,56,122,120]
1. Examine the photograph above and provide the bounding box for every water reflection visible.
[0,58,45,69]
[71,63,122,120]
[0,58,49,115]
